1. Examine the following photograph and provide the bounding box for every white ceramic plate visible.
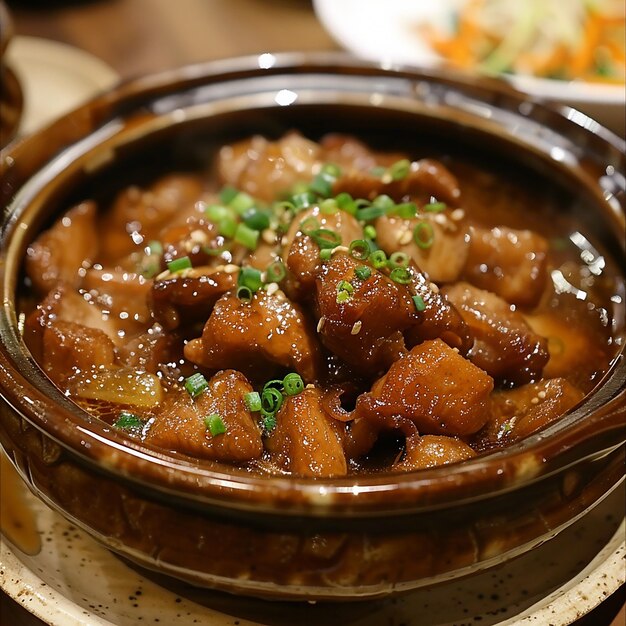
[4,36,119,136]
[0,452,624,626]
[313,0,626,135]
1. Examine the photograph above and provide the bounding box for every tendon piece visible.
[41,321,116,387]
[333,158,462,206]
[478,378,584,447]
[376,213,470,283]
[396,435,476,471]
[25,201,98,295]
[82,269,152,340]
[354,339,494,436]
[265,387,347,477]
[217,132,321,202]
[99,174,205,264]
[24,282,121,359]
[404,267,473,355]
[149,266,237,331]
[184,289,322,382]
[443,282,549,385]
[283,205,363,298]
[463,226,548,307]
[315,254,420,377]
[144,370,263,463]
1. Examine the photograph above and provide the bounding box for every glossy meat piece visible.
[82,269,152,340]
[144,370,263,462]
[283,205,363,298]
[25,201,98,294]
[404,266,473,355]
[396,435,476,471]
[99,174,205,264]
[376,213,469,283]
[149,265,237,331]
[40,321,116,387]
[24,282,121,360]
[320,134,405,170]
[265,387,347,477]
[116,325,181,375]
[217,132,321,202]
[443,282,549,385]
[315,253,420,377]
[463,226,548,307]
[477,378,584,446]
[333,158,462,206]
[184,289,322,382]
[354,339,494,436]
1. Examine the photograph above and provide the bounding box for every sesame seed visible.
[316,317,326,333]
[223,264,239,274]
[351,320,362,335]
[262,229,276,245]
[537,390,546,399]
[429,282,440,293]
[189,229,209,244]
[265,282,279,296]
[450,208,465,221]
[399,230,413,245]
[531,397,539,404]
[433,213,447,225]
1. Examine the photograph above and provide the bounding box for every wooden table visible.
[2,1,624,624]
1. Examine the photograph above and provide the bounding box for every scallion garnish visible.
[229,191,255,215]
[369,249,388,269]
[234,223,260,250]
[299,216,320,235]
[370,165,386,178]
[423,201,447,213]
[412,294,426,312]
[114,411,144,430]
[388,159,411,181]
[356,205,385,222]
[363,225,377,240]
[236,285,253,302]
[310,228,342,250]
[205,413,227,436]
[354,265,371,281]
[265,260,286,283]
[336,279,354,304]
[389,251,410,268]
[320,198,338,215]
[244,391,262,412]
[320,248,333,261]
[335,192,357,215]
[391,202,418,219]
[349,239,370,261]
[291,191,316,209]
[261,386,283,416]
[242,207,271,231]
[205,204,231,223]
[185,372,208,399]
[167,256,192,273]
[390,267,411,284]
[218,215,237,238]
[238,266,263,293]
[219,185,239,205]
[310,164,341,198]
[283,372,304,396]
[413,221,435,249]
[262,414,277,432]
[146,240,163,256]
[372,194,395,212]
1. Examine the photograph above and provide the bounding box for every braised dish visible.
[1,55,625,599]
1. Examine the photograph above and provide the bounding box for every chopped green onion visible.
[337,280,354,294]
[356,205,385,222]
[236,285,253,302]
[167,256,192,273]
[370,165,386,177]
[299,216,320,235]
[390,267,411,284]
[265,260,286,283]
[244,391,262,412]
[335,192,357,215]
[261,386,283,416]
[219,185,239,205]
[185,372,208,399]
[320,248,333,261]
[114,411,144,430]
[218,215,237,238]
[229,191,255,215]
[262,414,277,432]
[321,163,341,178]
[205,413,227,436]
[205,204,231,223]
[336,290,352,304]
[423,202,447,213]
[391,202,418,219]
[283,372,304,396]
[146,240,163,256]
[320,198,338,215]
[242,208,271,231]
[413,221,435,249]
[363,225,377,240]
[349,239,370,261]
[234,223,260,250]
[291,191,316,209]
[369,249,388,269]
[354,265,372,281]
[139,261,160,279]
[389,251,410,268]
[412,294,426,312]
[389,159,411,180]
[372,194,395,212]
[310,228,342,250]
[238,266,263,293]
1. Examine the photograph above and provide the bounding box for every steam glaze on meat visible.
[20,132,622,476]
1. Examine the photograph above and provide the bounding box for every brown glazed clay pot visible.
[0,54,624,600]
